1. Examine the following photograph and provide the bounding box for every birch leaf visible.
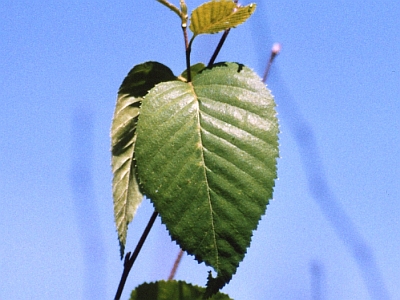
[111,61,176,258]
[135,62,279,295]
[189,0,256,36]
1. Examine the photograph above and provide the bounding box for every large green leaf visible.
[129,280,232,300]
[111,61,176,258]
[135,62,279,296]
[189,0,256,36]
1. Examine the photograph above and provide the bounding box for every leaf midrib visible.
[191,82,220,270]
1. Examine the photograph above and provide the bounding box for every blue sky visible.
[1,0,399,299]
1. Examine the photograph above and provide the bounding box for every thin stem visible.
[114,210,159,300]
[207,29,231,67]
[183,28,192,82]
[168,249,184,280]
[180,0,193,83]
[207,0,238,67]
[262,43,281,83]
[156,0,181,18]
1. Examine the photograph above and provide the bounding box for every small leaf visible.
[135,62,279,295]
[189,0,256,36]
[111,61,176,258]
[129,280,232,300]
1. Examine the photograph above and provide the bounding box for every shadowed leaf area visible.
[129,280,232,300]
[135,62,279,296]
[111,61,176,258]
[179,63,206,82]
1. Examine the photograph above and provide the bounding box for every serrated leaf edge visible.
[189,1,256,36]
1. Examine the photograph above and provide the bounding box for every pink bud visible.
[272,43,282,55]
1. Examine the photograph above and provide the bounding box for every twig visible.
[207,29,231,67]
[262,43,281,83]
[179,0,193,82]
[168,249,184,280]
[114,210,159,300]
[183,28,192,82]
[207,0,239,67]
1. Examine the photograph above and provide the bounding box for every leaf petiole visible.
[207,0,238,67]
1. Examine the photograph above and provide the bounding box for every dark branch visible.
[114,210,159,300]
[207,29,231,67]
[207,0,239,67]
[184,30,192,82]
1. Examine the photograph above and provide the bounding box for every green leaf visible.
[178,63,206,82]
[129,280,232,300]
[111,61,176,258]
[135,62,279,296]
[189,0,256,36]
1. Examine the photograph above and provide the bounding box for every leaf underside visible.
[135,62,279,296]
[189,0,256,36]
[111,61,176,258]
[129,280,232,300]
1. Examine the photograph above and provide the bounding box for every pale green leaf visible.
[129,280,232,300]
[189,0,256,36]
[111,61,176,258]
[135,62,279,295]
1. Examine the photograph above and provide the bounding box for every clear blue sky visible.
[1,0,399,299]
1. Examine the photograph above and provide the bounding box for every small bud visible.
[271,43,282,55]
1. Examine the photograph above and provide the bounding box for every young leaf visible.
[111,61,176,258]
[135,62,279,295]
[129,280,232,300]
[189,0,256,36]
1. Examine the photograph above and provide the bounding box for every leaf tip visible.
[204,271,231,299]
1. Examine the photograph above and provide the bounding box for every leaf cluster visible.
[111,1,279,298]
